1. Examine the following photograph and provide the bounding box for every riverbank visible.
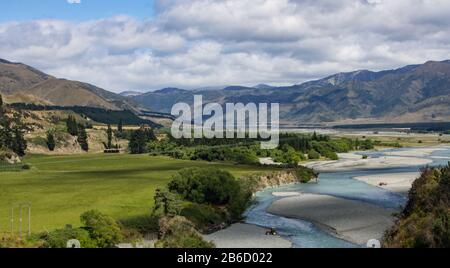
[203,223,292,248]
[267,193,396,245]
[303,147,446,172]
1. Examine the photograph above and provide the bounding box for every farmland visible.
[0,153,269,234]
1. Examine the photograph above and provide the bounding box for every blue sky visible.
[0,0,155,22]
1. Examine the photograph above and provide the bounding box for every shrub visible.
[21,164,31,170]
[155,216,215,248]
[80,210,123,248]
[293,166,318,183]
[41,227,97,248]
[180,203,226,231]
[308,149,320,160]
[0,235,43,248]
[168,168,241,205]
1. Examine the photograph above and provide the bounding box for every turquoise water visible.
[244,147,450,248]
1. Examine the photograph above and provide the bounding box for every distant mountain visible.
[119,91,143,97]
[0,58,138,112]
[254,84,275,90]
[153,87,187,94]
[131,60,450,124]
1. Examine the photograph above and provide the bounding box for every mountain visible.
[119,91,143,97]
[254,84,275,90]
[0,58,138,111]
[131,60,450,124]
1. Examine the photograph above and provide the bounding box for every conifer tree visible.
[47,132,56,151]
[77,125,89,152]
[107,124,113,149]
[66,115,78,136]
[117,119,123,132]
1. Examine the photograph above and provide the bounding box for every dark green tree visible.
[0,94,3,114]
[66,115,78,136]
[106,124,113,149]
[12,127,27,157]
[47,132,56,151]
[0,114,12,149]
[129,127,155,154]
[11,113,27,157]
[117,119,123,132]
[77,125,89,152]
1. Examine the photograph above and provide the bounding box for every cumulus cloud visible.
[1,0,450,92]
[67,0,81,4]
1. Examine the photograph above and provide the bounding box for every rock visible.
[0,150,21,164]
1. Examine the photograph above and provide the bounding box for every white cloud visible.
[67,0,81,4]
[1,0,450,92]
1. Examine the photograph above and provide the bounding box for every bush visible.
[308,149,320,160]
[155,216,215,248]
[41,227,97,248]
[80,210,123,248]
[168,168,241,206]
[293,166,318,183]
[0,235,43,248]
[180,203,226,231]
[21,164,31,170]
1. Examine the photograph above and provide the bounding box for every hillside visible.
[131,60,450,124]
[0,59,138,111]
[384,165,450,248]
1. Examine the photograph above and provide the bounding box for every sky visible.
[1,0,450,92]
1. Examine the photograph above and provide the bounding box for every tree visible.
[47,132,56,151]
[66,115,78,136]
[0,113,12,149]
[168,167,241,205]
[12,127,27,157]
[154,188,183,216]
[129,128,154,154]
[117,119,123,132]
[106,124,113,149]
[308,149,320,160]
[77,125,89,152]
[0,94,3,114]
[80,210,123,248]
[10,113,27,157]
[0,99,28,157]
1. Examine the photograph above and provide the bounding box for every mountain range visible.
[2,58,450,125]
[130,60,450,124]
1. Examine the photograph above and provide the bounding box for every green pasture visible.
[0,154,268,234]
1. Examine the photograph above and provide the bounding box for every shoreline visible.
[203,223,292,248]
[267,193,397,246]
[303,146,447,172]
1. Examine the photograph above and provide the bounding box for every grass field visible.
[0,154,269,234]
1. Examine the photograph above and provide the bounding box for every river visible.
[243,147,450,248]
